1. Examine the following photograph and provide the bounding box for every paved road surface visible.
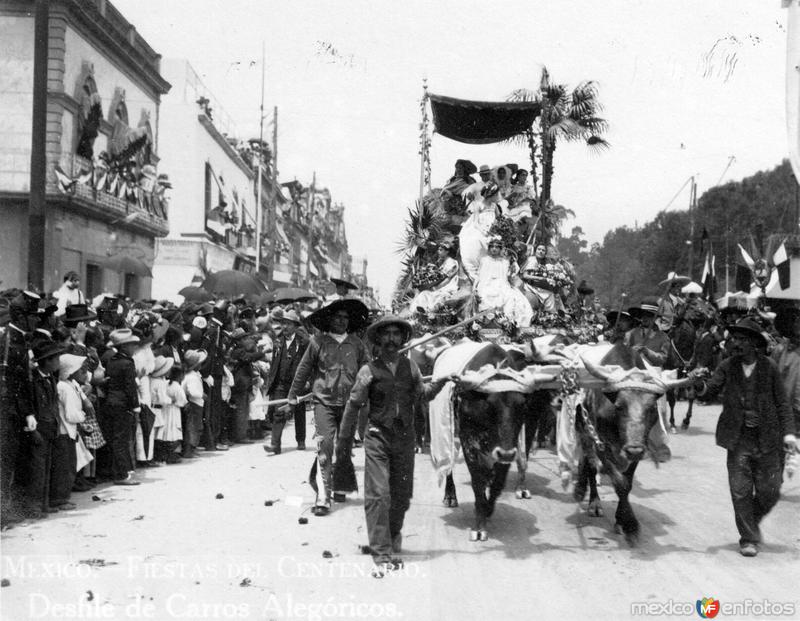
[2,402,798,620]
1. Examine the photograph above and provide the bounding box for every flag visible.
[773,241,790,290]
[735,243,754,292]
[701,249,716,300]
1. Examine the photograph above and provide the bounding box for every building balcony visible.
[52,152,170,238]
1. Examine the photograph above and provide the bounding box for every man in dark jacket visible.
[22,341,65,516]
[229,328,264,444]
[696,317,796,557]
[1,292,41,523]
[104,329,142,485]
[336,316,446,576]
[264,310,309,454]
[287,300,370,514]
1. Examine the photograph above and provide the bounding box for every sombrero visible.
[658,271,692,286]
[306,299,369,333]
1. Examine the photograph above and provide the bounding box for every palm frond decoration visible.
[396,192,448,257]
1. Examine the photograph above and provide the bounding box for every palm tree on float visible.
[507,67,609,241]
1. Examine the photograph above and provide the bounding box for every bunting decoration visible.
[701,246,716,300]
[735,243,755,292]
[773,240,790,290]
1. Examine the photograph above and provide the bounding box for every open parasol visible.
[178,286,214,302]
[272,287,318,303]
[201,270,267,297]
[101,255,152,278]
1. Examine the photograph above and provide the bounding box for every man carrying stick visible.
[335,316,448,577]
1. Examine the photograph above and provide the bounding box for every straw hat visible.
[58,354,86,379]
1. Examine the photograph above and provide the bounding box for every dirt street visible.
[2,402,798,621]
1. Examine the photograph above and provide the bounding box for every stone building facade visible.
[0,0,169,298]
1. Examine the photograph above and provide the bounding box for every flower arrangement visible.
[412,262,445,290]
[487,216,517,250]
[525,259,574,292]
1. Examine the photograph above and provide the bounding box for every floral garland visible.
[487,216,517,250]
[525,259,574,292]
[412,262,445,290]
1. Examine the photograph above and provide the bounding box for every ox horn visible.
[580,355,616,382]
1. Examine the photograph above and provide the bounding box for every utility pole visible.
[305,172,315,281]
[28,0,49,291]
[687,176,696,279]
[255,41,265,274]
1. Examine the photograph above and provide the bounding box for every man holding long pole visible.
[335,316,447,577]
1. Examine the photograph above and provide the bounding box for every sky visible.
[114,0,793,304]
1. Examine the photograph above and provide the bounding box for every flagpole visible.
[255,40,265,274]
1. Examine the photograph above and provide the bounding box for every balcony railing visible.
[53,152,169,236]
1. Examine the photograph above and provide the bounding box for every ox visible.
[430,342,553,541]
[573,343,686,544]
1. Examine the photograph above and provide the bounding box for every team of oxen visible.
[409,336,689,545]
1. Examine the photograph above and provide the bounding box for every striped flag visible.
[735,243,755,292]
[773,241,790,290]
[701,248,716,300]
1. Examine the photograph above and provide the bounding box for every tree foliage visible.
[576,160,799,309]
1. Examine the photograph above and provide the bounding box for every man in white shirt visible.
[54,271,86,317]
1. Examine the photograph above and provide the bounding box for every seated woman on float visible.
[474,235,533,328]
[411,240,460,314]
[520,242,564,313]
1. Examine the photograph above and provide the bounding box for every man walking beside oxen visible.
[695,317,796,557]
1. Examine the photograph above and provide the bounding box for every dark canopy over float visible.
[428,93,541,145]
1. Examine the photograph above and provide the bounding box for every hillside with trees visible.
[561,159,799,308]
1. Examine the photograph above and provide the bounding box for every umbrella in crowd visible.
[272,287,317,303]
[178,286,214,302]
[201,270,267,297]
[101,255,153,278]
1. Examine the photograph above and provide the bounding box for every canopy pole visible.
[418,78,430,205]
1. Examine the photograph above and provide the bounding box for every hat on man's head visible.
[366,315,413,344]
[197,303,214,317]
[192,316,208,330]
[230,327,254,341]
[478,164,491,175]
[239,306,255,319]
[606,310,636,327]
[183,349,208,371]
[107,328,140,348]
[63,303,96,326]
[9,291,41,319]
[658,271,692,287]
[151,355,175,378]
[629,296,661,318]
[330,278,358,291]
[728,317,768,348]
[33,341,64,363]
[58,354,86,380]
[455,159,477,176]
[282,309,302,324]
[306,298,369,333]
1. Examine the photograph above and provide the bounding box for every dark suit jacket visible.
[268,332,309,394]
[702,354,795,454]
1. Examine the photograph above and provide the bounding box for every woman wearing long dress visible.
[475,237,533,328]
[459,182,503,282]
[412,240,460,313]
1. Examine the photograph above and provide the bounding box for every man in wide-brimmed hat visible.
[694,317,796,557]
[287,298,370,515]
[329,278,358,301]
[605,309,638,343]
[335,315,447,576]
[104,329,142,485]
[657,272,690,332]
[264,310,309,454]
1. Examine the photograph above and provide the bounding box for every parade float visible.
[393,75,608,345]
